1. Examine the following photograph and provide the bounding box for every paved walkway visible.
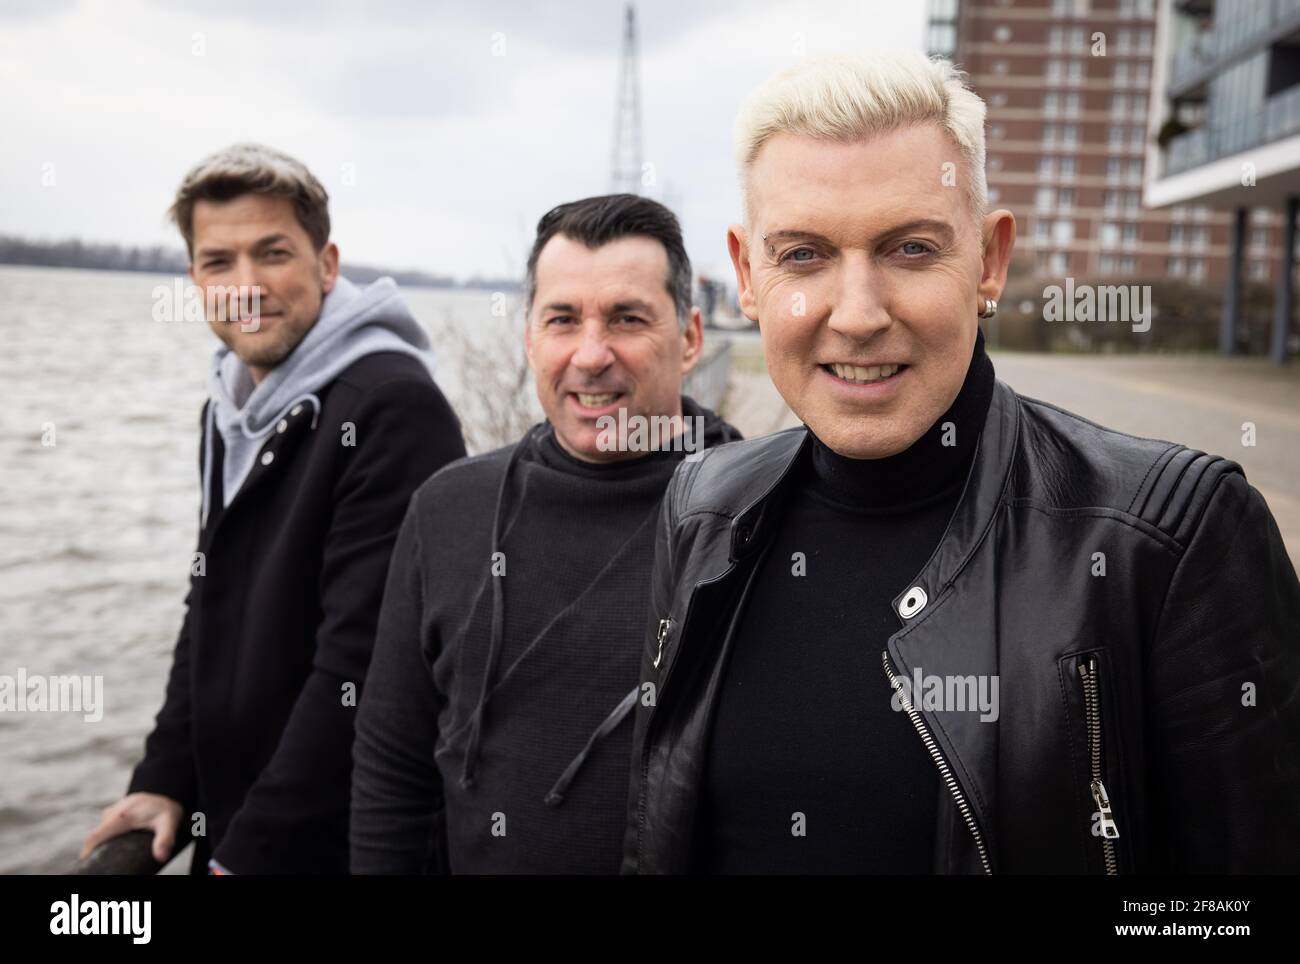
[720,339,1300,565]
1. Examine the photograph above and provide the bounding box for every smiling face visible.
[526,233,703,463]
[189,193,339,383]
[728,124,1015,459]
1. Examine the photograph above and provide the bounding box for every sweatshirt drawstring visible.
[458,402,731,801]
[544,686,639,807]
[200,400,217,530]
[459,430,531,791]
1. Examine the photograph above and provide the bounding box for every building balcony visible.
[1164,84,1300,177]
[1168,0,1300,97]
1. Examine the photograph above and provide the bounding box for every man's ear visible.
[977,210,1016,310]
[320,241,340,294]
[727,224,759,322]
[680,306,704,373]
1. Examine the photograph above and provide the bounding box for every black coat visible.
[623,379,1300,873]
[129,351,465,874]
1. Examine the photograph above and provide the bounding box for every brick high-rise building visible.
[927,0,1288,289]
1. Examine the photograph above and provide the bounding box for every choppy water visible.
[0,265,524,873]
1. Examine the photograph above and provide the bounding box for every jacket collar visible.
[725,379,1021,605]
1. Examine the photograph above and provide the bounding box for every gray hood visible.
[201,275,434,526]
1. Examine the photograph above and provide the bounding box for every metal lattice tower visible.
[609,4,643,195]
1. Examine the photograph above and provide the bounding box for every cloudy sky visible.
[0,0,927,282]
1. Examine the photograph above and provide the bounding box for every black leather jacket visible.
[622,380,1300,874]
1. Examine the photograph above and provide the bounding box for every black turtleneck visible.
[696,330,995,874]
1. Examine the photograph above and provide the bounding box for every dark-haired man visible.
[351,194,740,873]
[81,143,466,874]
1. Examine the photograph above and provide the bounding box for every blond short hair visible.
[734,50,988,230]
[168,143,330,257]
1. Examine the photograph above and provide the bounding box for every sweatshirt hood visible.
[201,275,434,526]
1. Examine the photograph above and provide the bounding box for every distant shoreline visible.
[0,237,521,293]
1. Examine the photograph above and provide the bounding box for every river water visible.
[0,265,526,873]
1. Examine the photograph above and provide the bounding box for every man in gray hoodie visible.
[80,143,466,874]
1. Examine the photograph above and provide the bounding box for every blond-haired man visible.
[622,51,1300,874]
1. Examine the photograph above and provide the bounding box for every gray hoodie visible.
[201,275,434,527]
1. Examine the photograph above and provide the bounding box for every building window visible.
[1249,261,1269,281]
[1169,224,1185,244]
[1251,227,1270,248]
[1039,156,1056,177]
[1111,94,1129,116]
[1188,259,1205,281]
[1106,157,1123,181]
[1167,256,1185,276]
[1125,191,1141,212]
[1122,223,1140,245]
[1060,156,1076,179]
[994,25,1012,43]
[1058,188,1075,211]
[1062,124,1079,147]
[993,59,1010,75]
[1053,219,1075,244]
[1099,222,1121,245]
[1036,186,1056,212]
[1130,126,1145,151]
[990,92,1008,108]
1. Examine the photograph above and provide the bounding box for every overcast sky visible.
[0,0,927,282]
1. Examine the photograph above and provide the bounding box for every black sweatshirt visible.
[696,332,995,873]
[351,398,739,874]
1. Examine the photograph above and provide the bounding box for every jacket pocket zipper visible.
[883,651,992,875]
[654,618,672,669]
[1077,656,1120,874]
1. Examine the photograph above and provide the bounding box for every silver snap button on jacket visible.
[899,586,927,619]
[261,451,275,466]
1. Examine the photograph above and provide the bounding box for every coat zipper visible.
[1077,656,1120,874]
[882,651,992,875]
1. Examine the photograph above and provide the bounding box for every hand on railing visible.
[74,830,166,875]
[75,791,183,874]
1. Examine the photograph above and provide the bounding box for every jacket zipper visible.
[654,618,672,668]
[1077,656,1120,874]
[882,651,992,875]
